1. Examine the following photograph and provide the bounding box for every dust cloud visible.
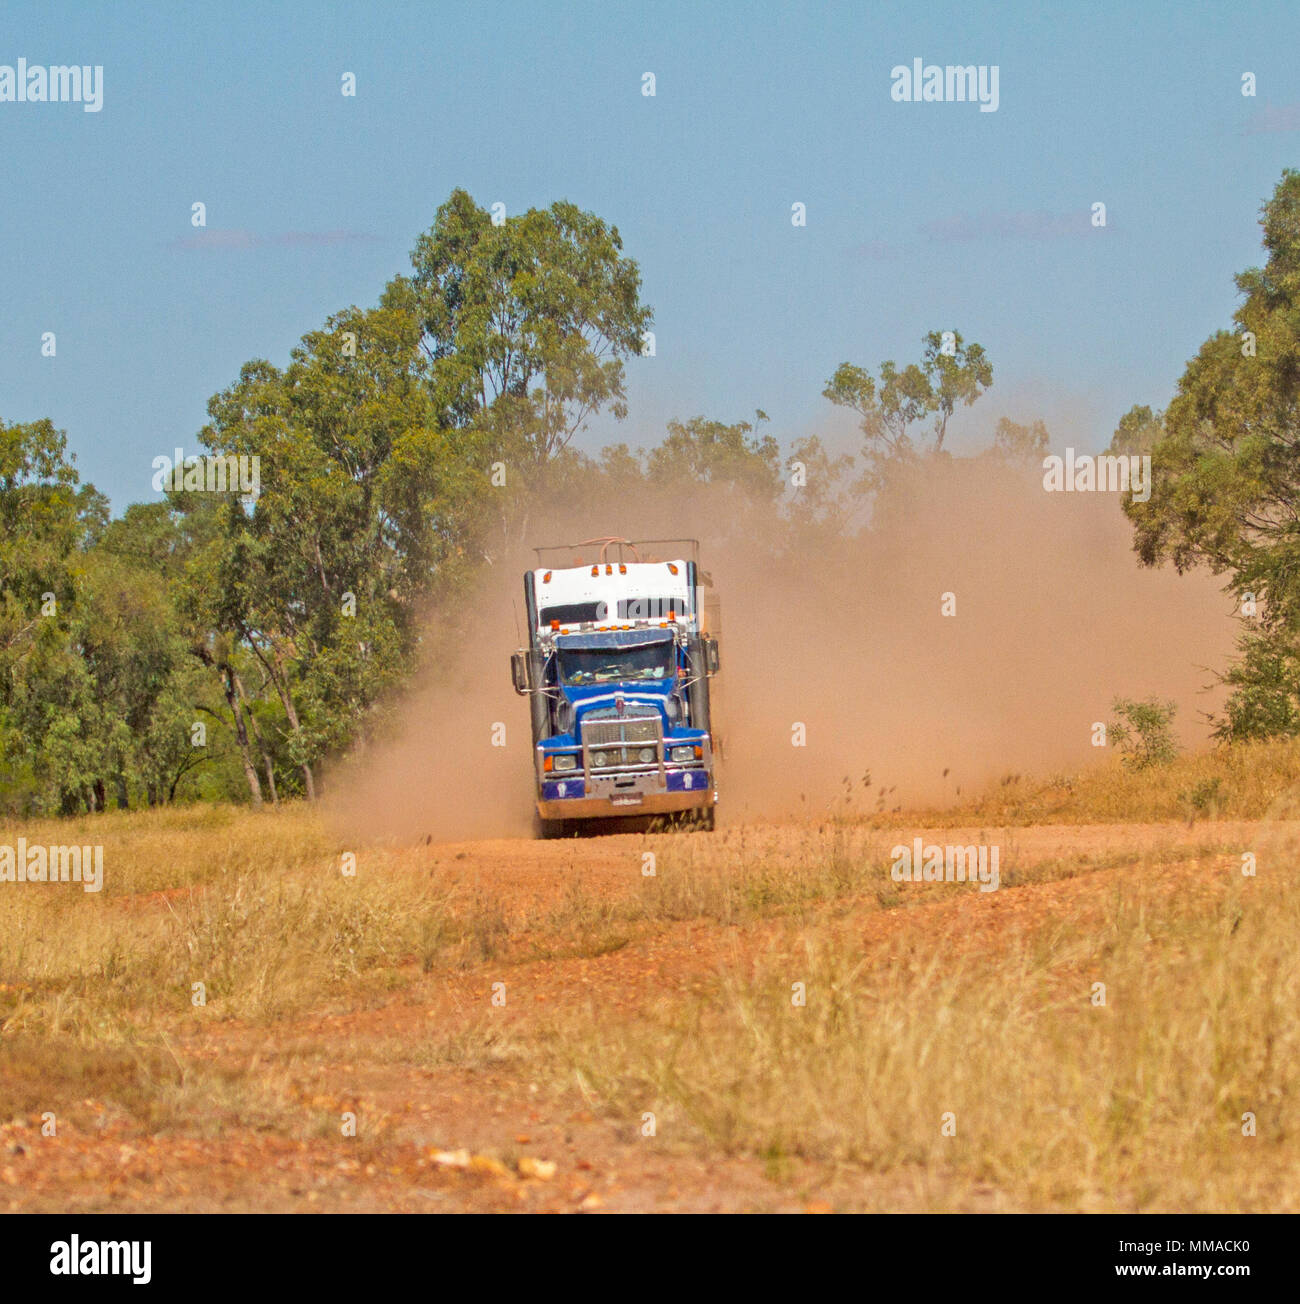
[327,453,1236,843]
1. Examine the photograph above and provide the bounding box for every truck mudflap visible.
[537,770,715,821]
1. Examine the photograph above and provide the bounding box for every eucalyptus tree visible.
[824,330,992,461]
[1121,170,1300,738]
[406,189,652,473]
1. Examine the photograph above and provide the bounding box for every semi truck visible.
[510,537,720,836]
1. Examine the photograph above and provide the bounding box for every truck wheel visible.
[533,811,565,840]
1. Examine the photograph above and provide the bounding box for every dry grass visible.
[2,741,1298,1209]
[903,739,1300,826]
[537,841,1297,1210]
[0,805,451,1046]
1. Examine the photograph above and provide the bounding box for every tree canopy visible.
[1,189,1019,812]
[1120,169,1300,738]
[824,330,993,459]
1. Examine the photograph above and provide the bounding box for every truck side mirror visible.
[510,651,530,694]
[705,636,720,675]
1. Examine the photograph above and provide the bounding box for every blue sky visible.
[3,0,1299,507]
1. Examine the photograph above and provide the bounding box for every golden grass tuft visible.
[547,856,1296,1210]
[892,738,1300,826]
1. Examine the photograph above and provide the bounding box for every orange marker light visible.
[543,571,552,583]
[543,756,553,772]
[667,563,678,575]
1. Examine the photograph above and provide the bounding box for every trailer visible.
[510,537,720,836]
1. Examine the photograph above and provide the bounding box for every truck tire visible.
[683,807,715,833]
[533,810,567,840]
[654,807,714,833]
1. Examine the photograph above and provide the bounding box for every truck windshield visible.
[557,643,674,686]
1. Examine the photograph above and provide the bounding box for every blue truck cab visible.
[510,538,720,836]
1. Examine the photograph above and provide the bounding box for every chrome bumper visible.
[537,786,715,821]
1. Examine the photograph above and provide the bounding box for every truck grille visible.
[583,716,659,747]
[583,715,662,768]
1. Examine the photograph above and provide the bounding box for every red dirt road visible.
[3,820,1266,1213]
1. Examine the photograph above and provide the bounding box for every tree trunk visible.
[192,641,264,807]
[221,666,263,807]
[247,638,316,801]
[277,680,316,801]
[233,670,278,806]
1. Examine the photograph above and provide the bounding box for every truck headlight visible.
[591,751,609,767]
[637,747,655,764]
[553,754,578,772]
[669,745,695,763]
